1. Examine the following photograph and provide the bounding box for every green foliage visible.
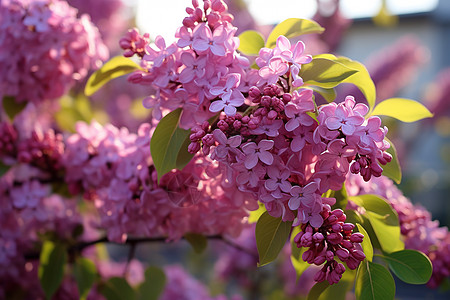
[99,277,137,300]
[380,250,433,284]
[2,96,27,121]
[299,58,358,89]
[55,95,95,133]
[266,18,324,48]
[355,261,395,300]
[238,30,265,55]
[317,269,356,300]
[350,194,403,253]
[38,241,68,300]
[184,233,208,254]
[255,211,292,266]
[307,281,330,300]
[248,202,267,223]
[150,108,193,182]
[356,223,373,262]
[73,257,98,300]
[85,56,140,96]
[371,98,433,122]
[335,57,376,112]
[0,161,10,178]
[330,185,348,210]
[137,266,166,300]
[382,137,402,184]
[309,86,336,103]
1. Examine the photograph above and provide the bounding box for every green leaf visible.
[331,185,348,210]
[0,161,11,178]
[355,261,395,300]
[138,266,166,300]
[337,57,376,112]
[382,137,401,184]
[349,194,403,253]
[356,223,373,262]
[381,249,433,284]
[310,86,336,103]
[255,211,292,266]
[299,58,358,89]
[184,233,208,254]
[266,18,324,48]
[307,281,330,300]
[248,202,267,224]
[150,108,193,182]
[2,96,27,121]
[73,257,97,300]
[318,268,356,300]
[38,241,67,300]
[85,56,140,96]
[371,98,433,123]
[99,277,137,300]
[238,30,265,56]
[344,209,364,225]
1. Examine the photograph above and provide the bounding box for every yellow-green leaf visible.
[184,233,208,254]
[38,241,67,300]
[356,223,373,262]
[336,57,376,112]
[238,30,265,56]
[355,261,395,300]
[371,98,433,123]
[300,58,358,89]
[150,108,193,182]
[2,96,27,121]
[266,18,324,48]
[381,250,432,284]
[85,56,140,96]
[256,212,292,266]
[73,258,97,300]
[383,137,401,184]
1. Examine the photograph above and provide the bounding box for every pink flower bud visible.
[326,250,334,261]
[314,269,327,282]
[352,249,366,261]
[327,233,343,245]
[336,248,350,261]
[331,223,343,233]
[314,255,327,265]
[350,232,364,243]
[342,223,355,232]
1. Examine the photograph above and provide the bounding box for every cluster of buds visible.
[294,207,365,284]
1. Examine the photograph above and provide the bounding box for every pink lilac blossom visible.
[346,174,450,288]
[62,121,255,243]
[121,0,252,127]
[0,0,108,105]
[293,206,366,285]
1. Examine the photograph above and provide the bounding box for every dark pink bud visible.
[314,269,327,282]
[341,240,353,249]
[336,248,350,261]
[327,233,343,245]
[327,270,342,285]
[350,232,364,243]
[294,231,304,244]
[335,263,346,275]
[188,142,201,153]
[352,249,366,261]
[203,0,211,10]
[301,232,313,247]
[342,223,355,232]
[186,7,195,14]
[313,232,324,243]
[314,255,327,265]
[302,249,314,263]
[211,0,226,12]
[282,93,292,103]
[331,223,342,233]
[241,116,250,124]
[233,120,242,130]
[346,256,360,270]
[267,110,277,120]
[351,161,361,174]
[326,250,334,261]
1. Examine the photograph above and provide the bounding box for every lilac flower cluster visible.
[190,88,391,229]
[120,0,253,128]
[0,0,108,104]
[346,174,450,288]
[63,121,255,242]
[293,207,366,285]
